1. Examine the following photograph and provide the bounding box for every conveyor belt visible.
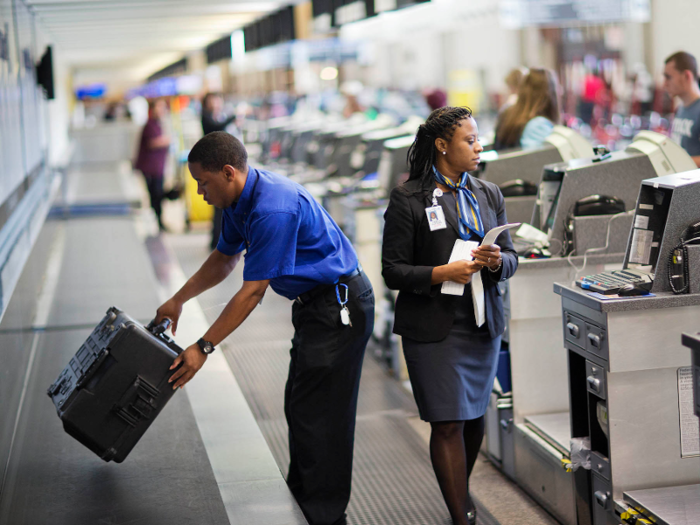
[0,217,230,524]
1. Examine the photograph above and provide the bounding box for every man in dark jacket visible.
[201,93,237,249]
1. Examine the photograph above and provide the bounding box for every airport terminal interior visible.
[2,1,700,524]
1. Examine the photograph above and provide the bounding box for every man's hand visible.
[471,244,502,270]
[155,297,184,335]
[169,344,208,390]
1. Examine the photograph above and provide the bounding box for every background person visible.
[493,68,561,150]
[500,67,527,113]
[201,92,236,135]
[664,51,700,167]
[135,98,171,232]
[382,107,518,525]
[425,88,448,111]
[201,92,238,249]
[155,132,375,525]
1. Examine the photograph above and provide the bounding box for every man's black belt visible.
[295,266,363,306]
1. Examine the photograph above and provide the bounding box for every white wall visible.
[47,56,71,165]
[440,6,521,93]
[650,0,700,76]
[339,0,520,96]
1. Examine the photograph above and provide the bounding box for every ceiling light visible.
[320,67,338,81]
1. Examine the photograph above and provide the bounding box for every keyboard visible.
[575,269,653,295]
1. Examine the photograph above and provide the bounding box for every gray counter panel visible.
[623,484,700,525]
[608,368,700,500]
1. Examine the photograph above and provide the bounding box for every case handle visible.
[587,376,601,393]
[114,376,160,427]
[147,318,172,336]
[566,322,579,338]
[588,333,601,348]
[594,490,610,509]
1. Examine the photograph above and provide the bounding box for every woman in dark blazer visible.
[382,106,518,525]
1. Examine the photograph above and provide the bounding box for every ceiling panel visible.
[24,0,289,85]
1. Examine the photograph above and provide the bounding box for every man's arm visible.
[156,249,241,334]
[692,155,700,168]
[202,279,269,346]
[168,279,269,389]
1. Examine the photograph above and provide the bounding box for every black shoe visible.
[466,509,477,525]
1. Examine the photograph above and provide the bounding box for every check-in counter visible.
[554,284,700,525]
[485,138,698,524]
[551,170,700,525]
[501,254,622,525]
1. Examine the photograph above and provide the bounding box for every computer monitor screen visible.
[539,167,565,233]
[628,185,672,272]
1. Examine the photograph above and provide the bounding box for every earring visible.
[442,151,446,155]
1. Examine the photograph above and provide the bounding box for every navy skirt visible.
[402,290,501,422]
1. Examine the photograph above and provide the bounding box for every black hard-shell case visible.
[47,307,183,462]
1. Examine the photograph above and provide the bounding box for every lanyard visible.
[335,283,349,306]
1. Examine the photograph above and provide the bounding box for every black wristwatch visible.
[196,338,215,355]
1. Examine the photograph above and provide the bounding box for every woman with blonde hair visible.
[494,68,560,150]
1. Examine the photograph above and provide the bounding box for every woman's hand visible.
[432,259,483,285]
[471,244,502,271]
[448,260,483,283]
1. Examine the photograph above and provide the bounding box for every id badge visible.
[425,206,447,231]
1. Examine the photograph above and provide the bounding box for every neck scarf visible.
[432,167,484,239]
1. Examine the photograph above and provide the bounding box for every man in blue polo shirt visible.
[155,131,374,525]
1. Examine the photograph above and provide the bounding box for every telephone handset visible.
[498,179,538,197]
[669,221,700,294]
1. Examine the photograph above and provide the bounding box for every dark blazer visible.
[382,174,518,342]
[201,112,236,135]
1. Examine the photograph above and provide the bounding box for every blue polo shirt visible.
[216,167,358,300]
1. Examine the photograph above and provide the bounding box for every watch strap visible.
[196,337,215,354]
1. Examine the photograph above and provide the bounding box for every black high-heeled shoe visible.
[466,508,477,525]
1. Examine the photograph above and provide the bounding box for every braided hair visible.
[407,106,473,182]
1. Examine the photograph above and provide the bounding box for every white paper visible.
[471,271,485,326]
[634,215,650,230]
[515,223,548,244]
[481,222,522,246]
[441,223,520,296]
[629,228,654,265]
[441,239,479,296]
[677,367,700,458]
